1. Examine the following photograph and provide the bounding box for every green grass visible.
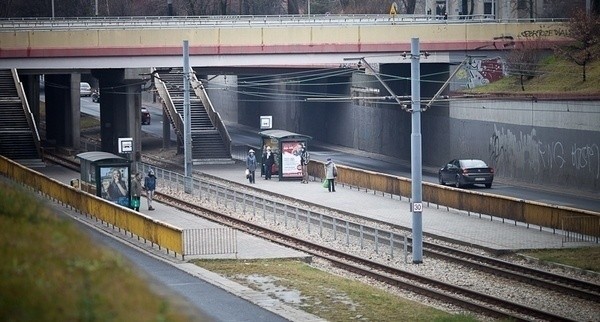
[0,180,202,322]
[193,258,479,322]
[465,55,600,95]
[519,247,600,272]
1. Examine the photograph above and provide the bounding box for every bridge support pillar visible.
[93,68,147,168]
[45,73,81,149]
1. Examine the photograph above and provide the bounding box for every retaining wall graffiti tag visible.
[519,28,570,38]
[489,125,600,181]
[572,143,600,178]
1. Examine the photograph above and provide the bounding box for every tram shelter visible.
[258,129,311,181]
[77,151,131,207]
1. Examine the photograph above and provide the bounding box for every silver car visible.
[80,82,92,96]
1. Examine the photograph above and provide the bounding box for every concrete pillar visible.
[44,73,81,148]
[92,69,142,165]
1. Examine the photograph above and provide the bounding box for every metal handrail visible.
[190,74,232,157]
[153,68,184,145]
[12,69,42,158]
[0,15,568,31]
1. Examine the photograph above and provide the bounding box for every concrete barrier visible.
[310,160,600,239]
[0,155,184,256]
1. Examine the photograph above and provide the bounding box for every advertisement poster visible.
[99,166,130,207]
[281,141,303,178]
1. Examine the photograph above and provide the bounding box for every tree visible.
[555,9,600,81]
[505,37,544,91]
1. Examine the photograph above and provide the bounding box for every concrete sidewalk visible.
[195,161,597,252]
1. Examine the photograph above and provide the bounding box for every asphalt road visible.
[81,97,600,213]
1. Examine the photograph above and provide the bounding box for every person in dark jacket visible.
[246,149,257,184]
[264,146,275,180]
[300,143,310,183]
[143,169,157,210]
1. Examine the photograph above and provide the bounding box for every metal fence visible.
[562,216,600,246]
[137,162,410,262]
[183,228,237,257]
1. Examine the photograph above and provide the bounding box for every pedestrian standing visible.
[131,172,142,211]
[324,157,337,192]
[300,143,310,183]
[246,149,257,184]
[144,169,157,211]
[264,146,275,180]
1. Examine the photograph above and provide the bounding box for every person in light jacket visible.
[131,172,142,211]
[324,157,337,192]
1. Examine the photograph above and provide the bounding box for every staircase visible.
[0,69,43,167]
[155,68,232,163]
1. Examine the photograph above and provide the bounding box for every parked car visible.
[141,107,151,125]
[80,82,92,96]
[438,159,494,188]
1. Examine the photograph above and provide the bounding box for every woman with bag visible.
[324,157,337,192]
[131,172,142,211]
[246,149,257,184]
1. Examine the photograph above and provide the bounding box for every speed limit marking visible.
[411,202,423,213]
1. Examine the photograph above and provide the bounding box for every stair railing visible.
[12,69,42,158]
[153,68,184,145]
[190,72,232,157]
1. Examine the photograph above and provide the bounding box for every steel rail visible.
[44,151,593,321]
[156,192,575,322]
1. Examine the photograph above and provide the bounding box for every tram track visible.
[44,151,599,321]
[157,193,578,322]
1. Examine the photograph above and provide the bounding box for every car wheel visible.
[485,183,492,188]
[438,173,445,185]
[454,174,461,188]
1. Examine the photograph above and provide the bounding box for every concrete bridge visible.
[0,15,569,69]
[3,16,596,194]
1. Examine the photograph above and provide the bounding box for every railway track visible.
[43,151,599,320]
[158,193,580,322]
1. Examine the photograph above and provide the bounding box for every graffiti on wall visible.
[489,125,600,181]
[456,57,505,89]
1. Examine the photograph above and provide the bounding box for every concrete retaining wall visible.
[206,73,600,193]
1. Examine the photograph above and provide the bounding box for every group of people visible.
[131,169,157,211]
[245,143,337,191]
[245,146,277,184]
[106,168,157,212]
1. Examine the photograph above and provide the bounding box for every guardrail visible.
[308,160,600,241]
[0,14,568,30]
[0,155,185,256]
[136,162,410,260]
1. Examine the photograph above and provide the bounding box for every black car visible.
[141,107,151,125]
[438,159,494,188]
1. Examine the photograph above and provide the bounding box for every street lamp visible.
[345,37,426,264]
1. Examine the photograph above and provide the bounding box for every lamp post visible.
[183,40,192,193]
[167,0,173,16]
[344,37,425,264]
[409,38,423,264]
